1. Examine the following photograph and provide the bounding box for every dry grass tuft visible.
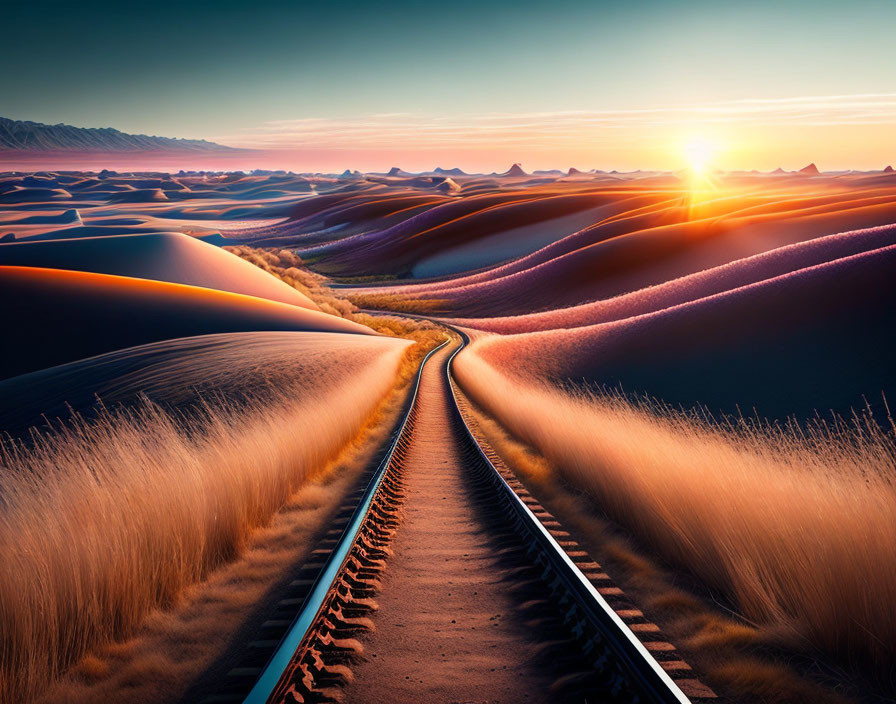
[0,349,404,703]
[224,245,445,348]
[455,351,896,688]
[224,245,356,318]
[35,336,427,704]
[711,658,851,704]
[226,245,448,374]
[459,386,862,703]
[345,290,449,315]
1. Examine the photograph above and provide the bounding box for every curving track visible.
[199,327,716,704]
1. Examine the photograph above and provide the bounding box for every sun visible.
[684,136,715,175]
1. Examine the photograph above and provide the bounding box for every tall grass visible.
[224,245,448,317]
[0,350,403,703]
[226,244,449,352]
[454,351,896,678]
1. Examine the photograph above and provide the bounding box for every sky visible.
[3,0,896,172]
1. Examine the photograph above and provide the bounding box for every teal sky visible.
[3,0,895,170]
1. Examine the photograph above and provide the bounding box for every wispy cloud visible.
[215,94,896,151]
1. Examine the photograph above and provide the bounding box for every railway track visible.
[200,328,716,704]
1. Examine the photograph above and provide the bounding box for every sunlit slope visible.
[453,224,896,332]
[309,189,620,277]
[0,266,372,379]
[0,232,319,308]
[462,241,896,421]
[348,180,896,316]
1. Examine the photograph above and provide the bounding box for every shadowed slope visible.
[0,331,408,435]
[307,189,617,276]
[453,224,896,333]
[464,243,896,421]
[0,266,372,380]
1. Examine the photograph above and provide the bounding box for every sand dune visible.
[355,191,675,293]
[0,187,72,203]
[355,186,896,316]
[0,331,409,435]
[0,266,371,379]
[453,224,896,333]
[0,232,318,308]
[2,167,895,700]
[107,187,169,202]
[463,243,896,420]
[0,209,82,225]
[310,189,618,276]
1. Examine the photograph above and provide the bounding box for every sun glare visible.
[684,136,715,175]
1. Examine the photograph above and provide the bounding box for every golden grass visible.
[0,248,445,703]
[454,351,896,681]
[224,245,351,316]
[34,332,435,704]
[226,244,448,365]
[345,291,449,314]
[227,243,444,315]
[0,348,405,703]
[459,386,859,703]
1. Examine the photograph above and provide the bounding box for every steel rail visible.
[443,325,692,704]
[242,336,451,704]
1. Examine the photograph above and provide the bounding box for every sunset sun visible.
[684,136,716,175]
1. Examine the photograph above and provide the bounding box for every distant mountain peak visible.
[0,116,239,153]
[503,163,527,177]
[884,165,894,173]
[799,162,820,175]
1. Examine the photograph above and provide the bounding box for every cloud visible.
[215,94,896,151]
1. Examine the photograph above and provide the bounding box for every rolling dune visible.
[451,224,896,333]
[0,232,318,309]
[345,180,896,316]
[0,266,371,379]
[393,195,896,316]
[462,243,896,420]
[3,167,895,700]
[310,190,620,277]
[0,331,398,434]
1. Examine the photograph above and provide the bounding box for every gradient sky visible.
[3,0,895,171]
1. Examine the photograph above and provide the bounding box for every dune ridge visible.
[0,265,372,379]
[0,232,318,309]
[450,223,896,333]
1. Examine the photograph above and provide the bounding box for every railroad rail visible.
[444,328,698,703]
[239,337,450,704]
[227,326,711,704]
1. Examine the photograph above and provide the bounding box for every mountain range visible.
[0,117,239,152]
